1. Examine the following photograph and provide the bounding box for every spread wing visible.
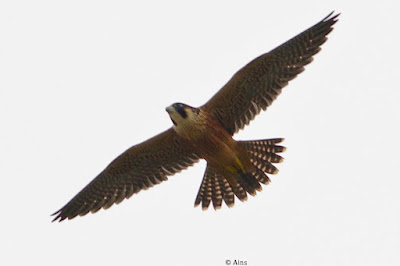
[52,128,199,222]
[202,12,339,135]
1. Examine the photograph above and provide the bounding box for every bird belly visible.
[187,126,252,176]
[173,110,253,176]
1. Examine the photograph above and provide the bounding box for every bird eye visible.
[177,107,187,118]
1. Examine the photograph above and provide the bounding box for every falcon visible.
[52,12,339,222]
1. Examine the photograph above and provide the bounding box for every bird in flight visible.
[52,12,339,222]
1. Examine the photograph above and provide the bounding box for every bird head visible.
[166,103,199,126]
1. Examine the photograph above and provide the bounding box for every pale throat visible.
[172,110,207,139]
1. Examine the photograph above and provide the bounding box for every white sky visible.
[1,1,399,265]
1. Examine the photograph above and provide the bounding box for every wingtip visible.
[323,11,340,21]
[323,11,340,26]
[51,215,62,223]
[51,210,61,223]
[51,208,70,222]
[323,11,335,20]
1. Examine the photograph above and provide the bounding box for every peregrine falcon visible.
[52,12,339,222]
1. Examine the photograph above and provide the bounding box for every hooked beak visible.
[165,105,177,125]
[165,105,174,114]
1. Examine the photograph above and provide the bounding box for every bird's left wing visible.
[52,128,199,222]
[202,12,339,135]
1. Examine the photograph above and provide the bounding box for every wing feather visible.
[203,12,339,135]
[52,128,199,222]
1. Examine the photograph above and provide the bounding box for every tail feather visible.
[218,175,235,207]
[253,166,271,185]
[194,165,212,209]
[249,151,284,164]
[210,173,223,209]
[231,182,248,202]
[250,155,279,174]
[237,172,262,196]
[195,138,285,210]
[240,138,285,164]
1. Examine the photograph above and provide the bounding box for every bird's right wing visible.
[52,128,199,222]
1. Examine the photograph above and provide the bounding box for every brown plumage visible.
[52,12,339,222]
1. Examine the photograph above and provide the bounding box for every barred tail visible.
[194,138,285,210]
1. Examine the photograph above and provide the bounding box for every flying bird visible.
[52,12,339,222]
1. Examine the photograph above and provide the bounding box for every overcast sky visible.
[1,1,399,265]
